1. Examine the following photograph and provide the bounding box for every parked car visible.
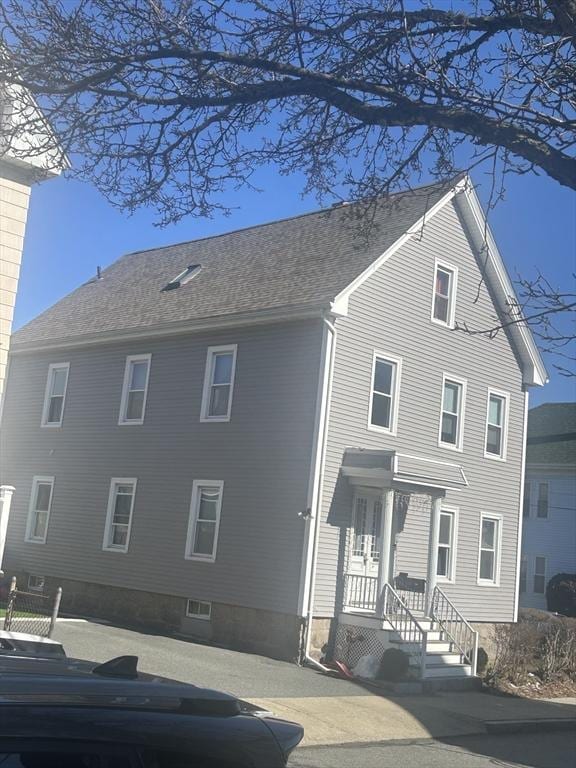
[0,652,303,766]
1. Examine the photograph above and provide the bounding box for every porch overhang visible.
[341,448,468,492]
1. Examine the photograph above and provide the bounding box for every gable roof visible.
[526,402,576,466]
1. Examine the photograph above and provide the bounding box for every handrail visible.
[431,585,478,676]
[343,573,379,612]
[382,583,428,679]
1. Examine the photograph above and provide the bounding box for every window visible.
[439,376,466,450]
[119,354,151,425]
[478,514,501,585]
[437,509,457,581]
[28,574,45,592]
[186,599,212,620]
[185,480,224,561]
[485,390,509,460]
[161,264,202,292]
[523,482,531,518]
[103,479,137,552]
[200,345,237,422]
[431,261,457,326]
[537,482,549,518]
[533,556,546,594]
[519,556,527,594]
[41,363,70,427]
[25,477,54,544]
[368,353,401,433]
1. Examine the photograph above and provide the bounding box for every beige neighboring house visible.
[0,83,66,569]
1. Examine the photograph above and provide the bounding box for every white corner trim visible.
[367,350,403,437]
[102,478,137,553]
[477,511,503,587]
[513,390,529,621]
[430,258,459,329]
[437,373,468,453]
[25,476,55,544]
[199,344,238,423]
[185,479,224,562]
[118,354,152,426]
[483,387,511,462]
[40,362,70,428]
[331,178,466,315]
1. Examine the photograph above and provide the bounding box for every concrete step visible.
[390,637,451,653]
[422,675,482,693]
[424,663,473,678]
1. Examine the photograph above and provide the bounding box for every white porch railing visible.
[343,573,378,612]
[431,585,478,676]
[382,583,428,679]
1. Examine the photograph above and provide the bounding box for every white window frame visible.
[477,512,503,586]
[185,479,224,562]
[431,259,458,328]
[102,478,137,553]
[25,476,54,544]
[536,482,549,519]
[436,506,459,583]
[438,374,467,452]
[484,388,510,461]
[118,354,151,426]
[41,362,70,428]
[200,345,238,423]
[533,555,547,594]
[367,351,402,436]
[186,599,212,620]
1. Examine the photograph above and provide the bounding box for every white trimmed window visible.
[519,556,527,594]
[103,479,137,552]
[523,482,531,518]
[533,556,546,594]
[41,363,70,427]
[431,261,457,326]
[485,390,509,460]
[185,480,224,561]
[536,483,549,519]
[25,477,54,544]
[28,574,45,592]
[478,514,502,585]
[186,599,212,620]
[368,353,402,433]
[439,376,466,450]
[200,345,237,422]
[119,354,151,425]
[437,508,457,581]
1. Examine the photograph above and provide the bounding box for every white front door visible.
[349,492,383,578]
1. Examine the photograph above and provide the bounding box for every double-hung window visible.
[537,483,549,518]
[103,479,137,552]
[368,353,402,433]
[533,556,546,594]
[25,477,54,544]
[185,480,224,561]
[519,556,528,594]
[437,508,457,581]
[119,354,151,425]
[523,482,531,518]
[485,390,509,460]
[431,261,457,326]
[439,376,466,450]
[41,363,69,427]
[200,345,237,422]
[478,514,501,585]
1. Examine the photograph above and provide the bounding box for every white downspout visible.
[302,313,337,671]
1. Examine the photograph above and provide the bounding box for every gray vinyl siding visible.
[520,471,576,610]
[0,319,323,615]
[317,198,527,622]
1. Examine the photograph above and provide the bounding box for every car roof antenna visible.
[92,655,139,679]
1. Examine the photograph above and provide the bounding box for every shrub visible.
[476,646,489,676]
[378,648,410,682]
[546,573,576,617]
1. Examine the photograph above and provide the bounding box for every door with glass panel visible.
[349,493,383,578]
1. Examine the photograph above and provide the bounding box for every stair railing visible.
[431,585,479,676]
[381,582,428,679]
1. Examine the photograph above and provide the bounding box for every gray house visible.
[520,403,576,611]
[0,176,546,681]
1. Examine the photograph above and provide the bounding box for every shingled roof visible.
[12,179,455,349]
[526,403,576,466]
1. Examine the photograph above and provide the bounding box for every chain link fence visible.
[1,577,62,637]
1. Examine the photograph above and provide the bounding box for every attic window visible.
[161,264,201,292]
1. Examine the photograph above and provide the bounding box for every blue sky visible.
[14,165,575,407]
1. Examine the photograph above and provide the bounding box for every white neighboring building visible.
[520,402,576,611]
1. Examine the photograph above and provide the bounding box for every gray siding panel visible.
[1,319,323,615]
[318,199,526,622]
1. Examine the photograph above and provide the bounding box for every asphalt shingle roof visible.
[12,180,454,348]
[526,402,576,466]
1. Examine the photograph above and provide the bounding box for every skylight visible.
[161,264,202,292]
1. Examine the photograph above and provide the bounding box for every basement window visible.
[186,599,212,620]
[28,574,45,592]
[161,264,201,291]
